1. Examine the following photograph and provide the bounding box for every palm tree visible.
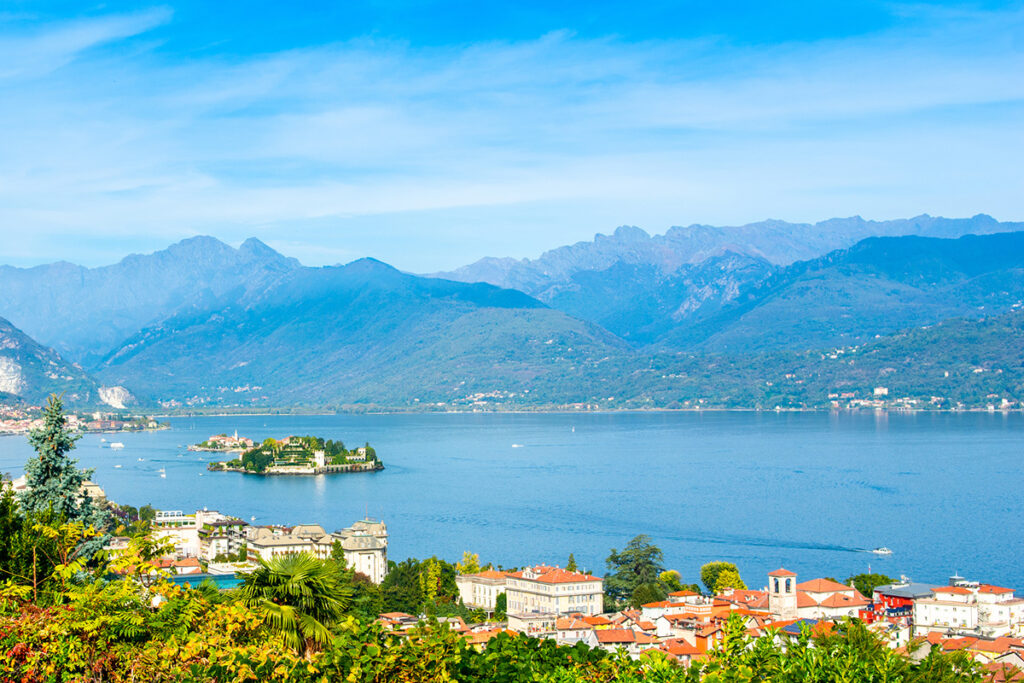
[239,553,352,654]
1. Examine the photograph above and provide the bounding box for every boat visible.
[871,547,893,555]
[137,457,144,462]
[113,464,122,469]
[511,444,524,448]
[250,516,256,521]
[157,468,166,473]
[160,473,166,478]
[110,442,125,450]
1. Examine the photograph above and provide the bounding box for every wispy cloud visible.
[0,3,1022,270]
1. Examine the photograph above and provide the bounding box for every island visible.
[206,435,383,475]
[189,432,256,453]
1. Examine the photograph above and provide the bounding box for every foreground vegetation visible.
[0,396,1006,681]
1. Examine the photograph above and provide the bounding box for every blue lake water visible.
[1,411,1021,589]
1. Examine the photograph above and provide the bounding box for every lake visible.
[2,411,1021,590]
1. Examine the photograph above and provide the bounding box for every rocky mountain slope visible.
[663,232,1024,352]
[436,215,1024,345]
[0,317,111,404]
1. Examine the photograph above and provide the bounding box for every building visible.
[456,570,509,611]
[199,518,248,560]
[246,518,388,584]
[152,509,242,559]
[913,578,1024,637]
[505,565,604,617]
[865,580,936,624]
[768,568,798,620]
[766,569,869,621]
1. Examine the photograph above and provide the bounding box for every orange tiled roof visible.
[669,590,699,597]
[796,592,819,608]
[818,592,870,608]
[642,600,676,609]
[508,566,602,584]
[933,586,973,595]
[638,621,656,631]
[971,637,1024,654]
[662,639,701,656]
[596,629,636,644]
[797,578,852,593]
[942,637,978,651]
[464,569,508,580]
[980,585,1015,595]
[583,615,611,626]
[769,568,797,577]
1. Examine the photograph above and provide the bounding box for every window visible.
[774,579,780,593]
[785,579,792,593]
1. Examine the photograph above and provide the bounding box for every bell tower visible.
[768,568,798,620]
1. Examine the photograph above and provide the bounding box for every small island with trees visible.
[207,435,383,476]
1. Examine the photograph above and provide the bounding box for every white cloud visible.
[0,4,1022,270]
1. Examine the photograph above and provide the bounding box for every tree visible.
[21,396,92,522]
[701,561,742,594]
[240,553,352,655]
[456,551,481,575]
[660,569,683,592]
[630,582,667,608]
[494,592,507,620]
[604,535,665,605]
[566,553,578,572]
[713,567,747,593]
[846,573,894,598]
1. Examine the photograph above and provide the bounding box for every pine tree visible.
[566,553,578,572]
[21,395,93,521]
[21,395,110,557]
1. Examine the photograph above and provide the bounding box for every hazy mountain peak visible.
[609,225,650,241]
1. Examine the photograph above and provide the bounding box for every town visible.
[0,404,167,435]
[97,500,1024,676]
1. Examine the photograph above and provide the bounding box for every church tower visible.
[768,568,798,620]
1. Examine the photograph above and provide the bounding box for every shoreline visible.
[154,406,1024,419]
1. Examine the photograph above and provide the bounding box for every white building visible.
[914,582,1024,637]
[456,570,509,611]
[152,509,241,559]
[505,565,603,617]
[246,518,389,584]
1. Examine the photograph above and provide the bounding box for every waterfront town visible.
[0,405,165,435]
[88,494,1024,676]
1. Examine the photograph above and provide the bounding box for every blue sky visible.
[1,1,1022,270]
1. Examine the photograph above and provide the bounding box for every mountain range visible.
[0,214,1021,409]
[437,214,1024,345]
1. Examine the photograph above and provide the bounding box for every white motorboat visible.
[871,547,893,555]
[110,442,125,450]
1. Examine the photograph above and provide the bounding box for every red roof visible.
[596,629,636,644]
[662,639,701,656]
[466,569,508,580]
[641,600,676,609]
[796,593,819,608]
[768,568,797,577]
[508,566,602,584]
[797,578,852,593]
[669,590,699,597]
[934,586,973,595]
[818,592,870,608]
[583,615,611,626]
[980,585,1015,595]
